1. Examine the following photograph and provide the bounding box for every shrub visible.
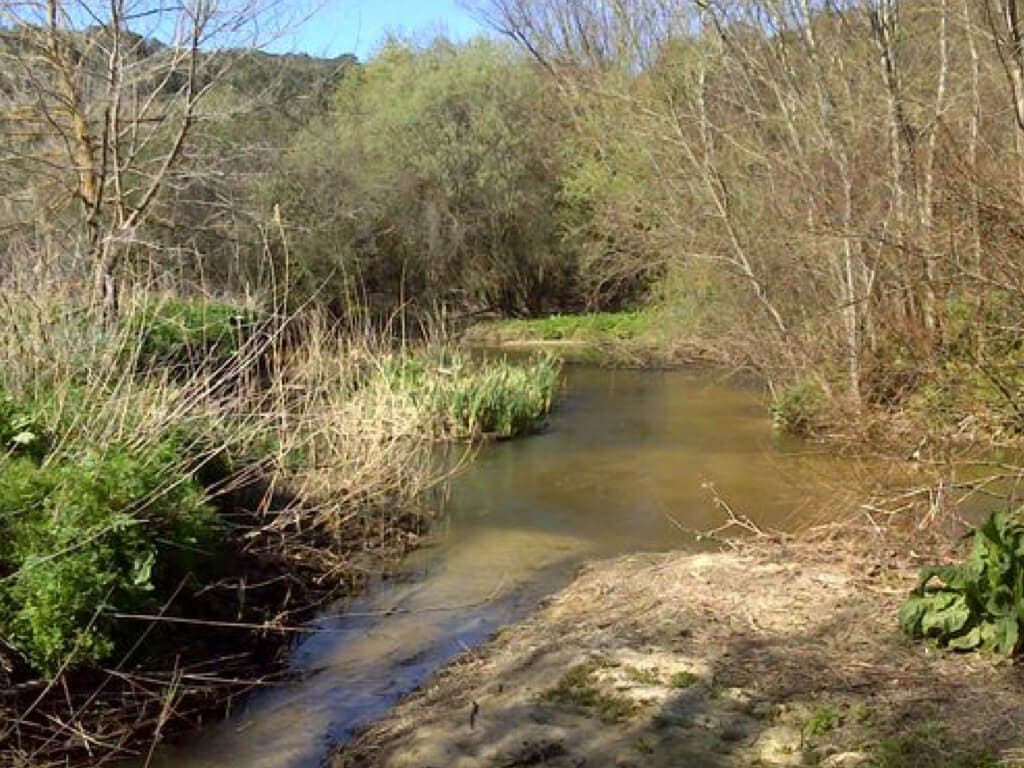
[0,440,219,674]
[0,392,50,461]
[124,298,262,370]
[770,379,823,435]
[899,509,1024,655]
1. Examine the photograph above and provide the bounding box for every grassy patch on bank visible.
[464,309,706,366]
[376,351,561,439]
[491,311,652,342]
[869,721,1006,768]
[541,657,642,724]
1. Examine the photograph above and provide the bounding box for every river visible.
[146,364,862,768]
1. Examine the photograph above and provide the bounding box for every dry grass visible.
[0,281,454,767]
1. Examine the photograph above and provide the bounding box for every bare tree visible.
[0,0,288,315]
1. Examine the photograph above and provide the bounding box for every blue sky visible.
[270,0,488,59]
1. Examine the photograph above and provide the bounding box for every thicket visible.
[260,39,582,316]
[0,280,561,765]
[12,0,1024,451]
[219,14,1024,454]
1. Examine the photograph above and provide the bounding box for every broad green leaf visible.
[900,509,1024,657]
[947,625,982,650]
[920,595,970,637]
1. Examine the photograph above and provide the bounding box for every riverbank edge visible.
[1,487,437,768]
[0,337,564,768]
[461,314,717,368]
[333,529,1024,768]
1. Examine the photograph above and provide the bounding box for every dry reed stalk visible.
[0,278,453,767]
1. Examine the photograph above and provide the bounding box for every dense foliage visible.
[124,299,263,369]
[11,0,1024,446]
[0,395,219,672]
[264,39,581,315]
[900,510,1024,655]
[0,302,563,679]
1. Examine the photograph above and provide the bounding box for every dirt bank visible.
[335,535,1024,768]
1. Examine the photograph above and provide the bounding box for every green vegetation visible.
[900,509,1024,654]
[266,38,578,315]
[850,701,875,725]
[0,291,562,764]
[623,664,662,686]
[8,0,1024,761]
[379,351,561,439]
[803,705,841,737]
[0,435,218,672]
[485,311,654,342]
[771,380,825,436]
[9,0,1024,451]
[668,670,701,689]
[871,721,1005,768]
[124,298,263,369]
[0,392,50,462]
[466,309,703,366]
[0,297,562,683]
[542,658,641,723]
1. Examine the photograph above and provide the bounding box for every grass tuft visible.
[541,658,642,724]
[375,350,561,440]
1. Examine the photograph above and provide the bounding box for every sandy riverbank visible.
[335,534,1024,767]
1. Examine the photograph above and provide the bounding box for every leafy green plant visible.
[771,380,824,436]
[0,440,219,674]
[124,299,262,370]
[900,509,1024,654]
[803,705,840,737]
[0,392,50,460]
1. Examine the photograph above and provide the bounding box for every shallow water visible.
[147,365,860,768]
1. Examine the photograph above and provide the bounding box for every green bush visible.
[0,391,50,461]
[770,380,823,435]
[900,509,1024,655]
[0,440,219,674]
[124,299,262,369]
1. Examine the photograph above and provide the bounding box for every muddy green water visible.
[148,365,860,768]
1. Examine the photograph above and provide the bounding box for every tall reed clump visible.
[374,350,562,439]
[0,288,448,766]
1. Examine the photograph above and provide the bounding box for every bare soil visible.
[335,534,1024,768]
